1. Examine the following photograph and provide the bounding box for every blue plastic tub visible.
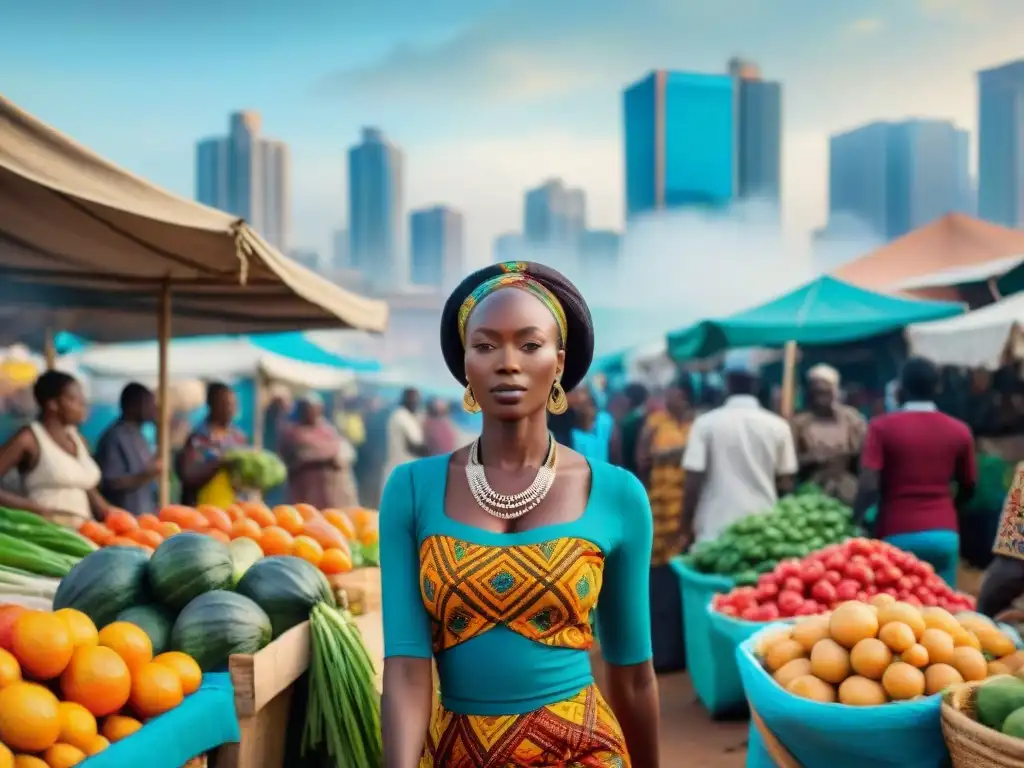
[737,623,950,768]
[671,559,739,716]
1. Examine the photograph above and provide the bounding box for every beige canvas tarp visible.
[831,213,1024,297]
[0,94,388,342]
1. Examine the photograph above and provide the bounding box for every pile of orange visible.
[758,597,1020,706]
[0,608,202,766]
[79,502,379,578]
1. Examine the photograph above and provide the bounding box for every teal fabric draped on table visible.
[80,672,240,768]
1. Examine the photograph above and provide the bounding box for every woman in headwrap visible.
[635,376,694,672]
[379,262,658,767]
[278,392,357,509]
[790,364,866,505]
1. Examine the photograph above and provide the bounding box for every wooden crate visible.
[213,622,311,768]
[330,566,382,615]
[212,610,385,768]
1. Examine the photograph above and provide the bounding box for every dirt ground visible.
[592,658,749,767]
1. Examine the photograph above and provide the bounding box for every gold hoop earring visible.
[463,385,481,414]
[548,380,567,415]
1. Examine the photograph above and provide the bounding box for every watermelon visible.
[171,590,272,671]
[117,604,175,654]
[236,556,335,638]
[53,546,150,628]
[228,537,263,585]
[148,533,234,611]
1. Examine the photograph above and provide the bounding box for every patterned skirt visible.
[419,685,630,767]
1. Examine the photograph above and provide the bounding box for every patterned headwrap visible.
[440,261,594,392]
[456,263,568,346]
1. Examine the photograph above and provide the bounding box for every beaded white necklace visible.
[465,435,558,520]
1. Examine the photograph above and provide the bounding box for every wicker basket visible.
[941,678,1024,767]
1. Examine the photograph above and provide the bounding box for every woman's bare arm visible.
[605,661,660,767]
[382,657,434,768]
[0,429,49,515]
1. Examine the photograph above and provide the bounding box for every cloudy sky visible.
[3,0,1023,274]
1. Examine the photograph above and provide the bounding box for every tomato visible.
[719,605,738,617]
[740,606,761,621]
[915,587,937,606]
[880,587,898,597]
[781,577,804,595]
[823,553,846,572]
[777,590,804,617]
[811,581,837,605]
[756,604,780,622]
[756,573,778,588]
[867,553,888,569]
[755,582,780,602]
[848,539,875,557]
[897,576,914,592]
[904,595,923,607]
[823,570,842,585]
[797,600,820,616]
[914,560,936,577]
[731,588,758,612]
[835,580,860,602]
[800,561,826,585]
[844,563,874,585]
[865,584,878,596]
[908,575,922,588]
[856,590,869,602]
[776,560,802,581]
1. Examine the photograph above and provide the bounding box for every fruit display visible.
[685,486,858,581]
[0,606,202,764]
[755,597,1020,705]
[78,502,380,577]
[712,538,976,621]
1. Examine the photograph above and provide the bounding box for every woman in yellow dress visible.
[636,378,693,672]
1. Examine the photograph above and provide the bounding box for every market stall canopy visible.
[64,335,358,390]
[886,254,1024,294]
[666,275,965,361]
[0,95,388,341]
[831,213,1024,295]
[906,292,1024,370]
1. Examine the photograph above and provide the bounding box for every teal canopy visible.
[666,275,965,361]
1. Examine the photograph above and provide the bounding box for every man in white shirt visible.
[681,355,798,546]
[381,388,428,496]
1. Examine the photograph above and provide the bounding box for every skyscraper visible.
[409,206,465,289]
[828,119,970,240]
[348,127,404,290]
[195,111,290,252]
[729,58,782,203]
[523,179,587,249]
[977,59,1024,228]
[623,70,736,219]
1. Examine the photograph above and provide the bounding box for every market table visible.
[81,673,240,768]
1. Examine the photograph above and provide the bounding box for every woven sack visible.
[941,678,1024,768]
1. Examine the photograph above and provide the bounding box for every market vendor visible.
[853,357,976,586]
[176,382,248,506]
[790,364,866,506]
[380,262,659,767]
[279,391,357,509]
[636,377,694,673]
[0,370,109,524]
[95,382,161,516]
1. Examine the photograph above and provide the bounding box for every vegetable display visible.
[973,675,1024,738]
[236,556,335,639]
[686,487,858,582]
[303,601,382,768]
[147,534,234,611]
[170,591,273,672]
[712,538,976,621]
[756,598,1019,705]
[52,547,150,629]
[0,606,202,764]
[223,449,287,492]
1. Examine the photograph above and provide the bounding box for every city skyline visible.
[5,0,1024,266]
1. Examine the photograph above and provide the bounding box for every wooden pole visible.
[43,328,56,370]
[157,282,172,508]
[252,372,266,450]
[780,341,798,419]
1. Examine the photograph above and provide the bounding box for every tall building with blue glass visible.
[828,119,970,241]
[730,58,782,202]
[409,205,465,289]
[977,59,1024,228]
[624,71,736,219]
[348,128,404,289]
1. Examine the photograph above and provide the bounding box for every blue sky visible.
[3,0,1024,268]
